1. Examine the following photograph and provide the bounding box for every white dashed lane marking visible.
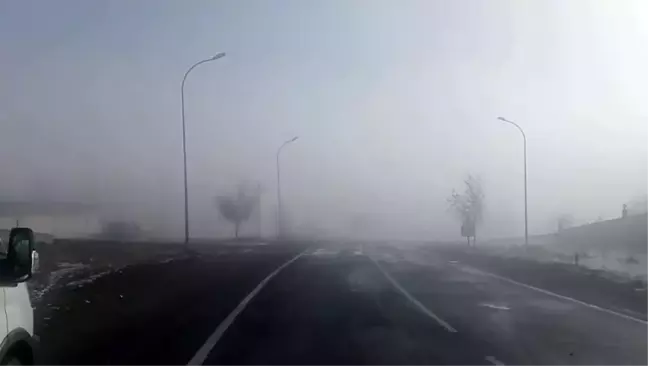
[368,256,457,333]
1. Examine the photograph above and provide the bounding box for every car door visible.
[1,234,8,339]
[4,283,32,334]
[0,289,7,341]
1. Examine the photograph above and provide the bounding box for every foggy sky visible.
[1,0,646,240]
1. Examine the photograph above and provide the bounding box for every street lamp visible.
[180,52,226,246]
[497,116,528,246]
[276,136,299,238]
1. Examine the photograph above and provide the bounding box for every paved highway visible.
[38,242,647,365]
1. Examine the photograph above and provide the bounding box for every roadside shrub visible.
[100,221,141,241]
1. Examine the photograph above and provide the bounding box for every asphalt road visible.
[37,241,647,365]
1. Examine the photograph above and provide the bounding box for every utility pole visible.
[180,52,225,246]
[276,136,299,238]
[498,116,529,246]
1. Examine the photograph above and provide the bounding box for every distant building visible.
[0,201,101,240]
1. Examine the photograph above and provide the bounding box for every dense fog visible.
[1,0,646,240]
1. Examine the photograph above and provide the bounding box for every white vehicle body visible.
[0,233,37,365]
[2,283,34,335]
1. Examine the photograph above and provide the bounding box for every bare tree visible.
[557,214,573,232]
[447,175,484,246]
[215,183,260,238]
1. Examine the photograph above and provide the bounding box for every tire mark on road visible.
[368,256,457,333]
[188,249,308,365]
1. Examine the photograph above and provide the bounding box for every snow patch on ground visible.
[32,254,184,303]
[158,256,180,264]
[32,262,89,302]
[311,248,341,257]
[485,355,505,365]
[479,303,511,310]
[65,270,114,288]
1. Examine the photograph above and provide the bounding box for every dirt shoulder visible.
[425,245,647,321]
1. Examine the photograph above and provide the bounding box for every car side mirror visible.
[0,227,35,284]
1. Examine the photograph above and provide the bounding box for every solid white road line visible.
[187,249,308,365]
[369,256,457,333]
[461,265,648,325]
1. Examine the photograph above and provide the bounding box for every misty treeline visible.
[624,196,647,217]
[100,221,142,241]
[215,182,261,238]
[447,175,484,246]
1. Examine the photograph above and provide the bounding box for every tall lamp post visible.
[181,52,226,246]
[497,116,528,246]
[276,136,299,238]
